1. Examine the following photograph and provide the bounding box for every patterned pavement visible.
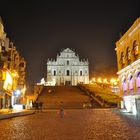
[0,109,140,140]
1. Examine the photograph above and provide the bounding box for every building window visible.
[54,70,56,76]
[67,70,70,76]
[122,78,127,96]
[19,62,24,67]
[80,71,82,76]
[133,40,139,56]
[126,47,131,61]
[128,75,134,94]
[136,72,140,92]
[2,46,5,51]
[67,60,69,65]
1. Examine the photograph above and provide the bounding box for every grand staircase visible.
[36,86,90,109]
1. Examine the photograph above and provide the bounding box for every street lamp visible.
[97,78,102,83]
[92,78,96,82]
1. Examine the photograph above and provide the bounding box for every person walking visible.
[59,101,64,118]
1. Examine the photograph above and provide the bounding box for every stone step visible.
[37,86,90,109]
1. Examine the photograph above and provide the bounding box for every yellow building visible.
[115,17,140,115]
[0,17,26,109]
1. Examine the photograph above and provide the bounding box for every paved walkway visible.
[0,109,35,119]
[0,109,140,140]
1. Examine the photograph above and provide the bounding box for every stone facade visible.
[115,17,140,114]
[47,48,89,86]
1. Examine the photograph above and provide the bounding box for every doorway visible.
[65,81,71,86]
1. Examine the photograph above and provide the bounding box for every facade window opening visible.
[137,72,140,78]
[67,60,69,65]
[19,62,24,67]
[136,72,140,92]
[80,71,82,76]
[133,40,139,56]
[129,75,133,80]
[67,70,70,76]
[122,78,127,96]
[128,75,134,94]
[126,47,131,61]
[54,70,56,76]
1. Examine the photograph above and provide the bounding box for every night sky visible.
[0,0,139,87]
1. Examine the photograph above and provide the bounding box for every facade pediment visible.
[46,48,89,86]
[62,48,74,53]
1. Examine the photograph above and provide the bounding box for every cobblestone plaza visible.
[0,109,140,140]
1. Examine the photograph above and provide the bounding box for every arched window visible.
[126,47,131,61]
[136,72,140,92]
[122,77,127,96]
[80,71,82,76]
[67,70,70,76]
[133,40,138,56]
[128,75,134,94]
[67,60,69,65]
[54,70,56,76]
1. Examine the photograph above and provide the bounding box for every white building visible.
[46,48,89,86]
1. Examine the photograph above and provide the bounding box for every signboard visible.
[3,71,13,91]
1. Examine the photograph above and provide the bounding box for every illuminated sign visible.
[3,71,13,91]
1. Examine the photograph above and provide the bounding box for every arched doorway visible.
[128,74,134,95]
[122,77,127,96]
[136,71,140,93]
[65,70,71,86]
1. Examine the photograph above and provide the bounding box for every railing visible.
[33,85,44,102]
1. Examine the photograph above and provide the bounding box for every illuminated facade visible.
[115,17,140,114]
[47,48,89,86]
[0,17,26,109]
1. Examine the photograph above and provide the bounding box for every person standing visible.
[59,101,64,118]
